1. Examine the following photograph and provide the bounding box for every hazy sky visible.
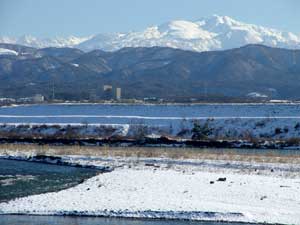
[1,0,299,37]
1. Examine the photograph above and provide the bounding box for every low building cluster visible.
[0,94,45,106]
[103,85,122,101]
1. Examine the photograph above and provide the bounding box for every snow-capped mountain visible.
[0,35,90,49]
[1,15,300,52]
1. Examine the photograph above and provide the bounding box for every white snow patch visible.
[247,92,268,98]
[0,48,18,56]
[71,63,79,67]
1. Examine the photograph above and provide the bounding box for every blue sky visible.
[1,0,299,37]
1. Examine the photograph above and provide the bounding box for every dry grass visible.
[0,144,299,164]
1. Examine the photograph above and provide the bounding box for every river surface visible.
[0,159,98,202]
[0,103,299,125]
[0,215,260,225]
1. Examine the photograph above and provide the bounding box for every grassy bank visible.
[1,144,300,164]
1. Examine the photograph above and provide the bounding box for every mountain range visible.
[0,43,300,101]
[1,15,300,52]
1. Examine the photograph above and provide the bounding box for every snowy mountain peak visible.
[196,15,240,28]
[0,35,91,49]
[1,15,300,52]
[209,15,238,25]
[157,20,214,40]
[222,15,241,24]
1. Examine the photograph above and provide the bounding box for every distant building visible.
[17,98,32,104]
[0,98,16,105]
[17,94,45,104]
[33,94,45,103]
[103,85,113,100]
[116,88,121,100]
[103,85,113,91]
[144,97,163,103]
[144,97,157,102]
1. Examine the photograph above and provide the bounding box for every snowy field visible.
[0,152,300,225]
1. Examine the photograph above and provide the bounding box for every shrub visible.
[286,137,300,145]
[191,120,212,140]
[168,124,173,135]
[176,118,190,137]
[64,125,79,139]
[177,128,190,137]
[243,131,259,144]
[255,120,266,128]
[132,124,148,141]
[81,120,89,128]
[274,127,282,135]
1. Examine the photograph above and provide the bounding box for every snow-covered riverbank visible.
[1,104,300,148]
[0,153,300,224]
[1,117,300,140]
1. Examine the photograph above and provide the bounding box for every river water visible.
[0,215,258,225]
[0,103,299,125]
[0,159,98,202]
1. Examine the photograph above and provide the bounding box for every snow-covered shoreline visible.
[1,153,300,224]
[1,167,299,224]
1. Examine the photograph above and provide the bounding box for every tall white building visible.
[116,88,121,100]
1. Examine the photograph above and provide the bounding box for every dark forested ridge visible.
[1,43,300,101]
